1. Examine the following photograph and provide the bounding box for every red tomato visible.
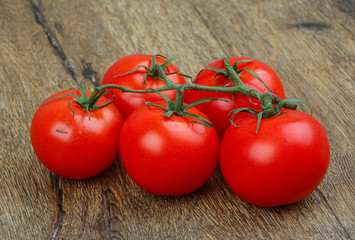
[185,57,285,139]
[220,109,330,207]
[30,89,124,179]
[101,54,186,119]
[119,101,220,196]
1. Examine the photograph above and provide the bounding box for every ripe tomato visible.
[30,89,124,179]
[185,57,285,139]
[119,101,220,196]
[220,109,330,207]
[101,54,186,119]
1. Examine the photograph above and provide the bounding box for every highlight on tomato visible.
[118,96,220,196]
[30,86,124,179]
[101,54,187,119]
[219,109,330,207]
[185,57,285,139]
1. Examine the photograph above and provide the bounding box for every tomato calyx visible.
[113,54,190,84]
[199,57,272,92]
[229,93,312,133]
[144,85,227,128]
[210,56,309,133]
[43,85,115,120]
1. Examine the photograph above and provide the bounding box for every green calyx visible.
[229,92,312,133]
[42,85,115,120]
[143,85,227,128]
[201,57,272,92]
[200,56,310,133]
[114,55,190,84]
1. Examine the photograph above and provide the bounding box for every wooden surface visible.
[1,0,354,239]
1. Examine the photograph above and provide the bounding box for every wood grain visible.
[0,1,77,239]
[0,0,354,239]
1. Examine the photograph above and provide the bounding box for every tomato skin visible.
[220,109,330,207]
[30,89,124,179]
[119,101,220,196]
[101,54,186,119]
[185,57,285,139]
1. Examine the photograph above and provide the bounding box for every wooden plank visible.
[192,0,355,237]
[0,0,354,239]
[32,0,355,239]
[0,0,82,239]
[30,0,226,86]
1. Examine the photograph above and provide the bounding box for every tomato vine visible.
[91,56,307,132]
[47,55,308,132]
[31,54,330,203]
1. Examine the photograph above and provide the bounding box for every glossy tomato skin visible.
[185,57,285,139]
[30,89,124,179]
[119,101,220,196]
[101,54,186,119]
[220,109,330,207]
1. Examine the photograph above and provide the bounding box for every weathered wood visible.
[0,1,79,239]
[192,0,355,238]
[0,0,354,239]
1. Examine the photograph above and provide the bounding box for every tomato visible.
[118,101,220,196]
[185,57,285,139]
[30,89,124,179]
[101,54,186,119]
[219,109,330,207]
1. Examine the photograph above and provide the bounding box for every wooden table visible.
[1,0,354,239]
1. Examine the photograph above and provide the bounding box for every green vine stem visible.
[42,85,115,120]
[90,60,297,109]
[90,57,297,111]
[113,55,191,84]
[59,56,305,129]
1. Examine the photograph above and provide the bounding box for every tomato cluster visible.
[30,54,330,207]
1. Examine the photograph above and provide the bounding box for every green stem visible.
[93,70,297,111]
[48,56,302,130]
[174,86,185,113]
[87,57,298,119]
